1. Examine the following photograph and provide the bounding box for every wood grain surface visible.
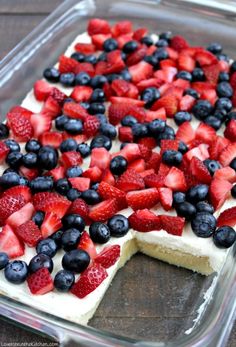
[0,1,235,346]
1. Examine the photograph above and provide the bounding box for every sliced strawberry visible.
[184,145,209,162]
[128,209,161,232]
[83,166,102,183]
[30,113,52,138]
[15,220,42,247]
[190,157,212,184]
[119,143,141,163]
[108,103,145,125]
[101,169,115,186]
[151,94,178,117]
[74,42,96,54]
[138,137,157,150]
[98,181,127,209]
[63,102,89,121]
[126,188,159,210]
[27,268,54,295]
[3,185,31,202]
[33,80,53,102]
[128,158,146,173]
[201,89,217,106]
[110,96,144,107]
[158,163,170,175]
[74,61,95,77]
[33,192,71,218]
[159,215,185,236]
[0,194,26,226]
[89,199,118,222]
[111,79,130,96]
[49,87,66,105]
[78,231,97,259]
[68,177,90,192]
[179,95,196,111]
[214,167,236,183]
[0,141,10,163]
[69,198,90,223]
[170,35,189,52]
[19,167,39,181]
[219,143,236,167]
[195,50,218,66]
[209,136,230,161]
[112,21,132,37]
[137,78,163,92]
[95,245,120,269]
[88,18,111,35]
[126,46,147,66]
[217,207,236,227]
[118,126,133,142]
[90,148,111,170]
[41,212,62,238]
[209,178,232,210]
[133,27,148,40]
[7,112,33,142]
[47,166,65,181]
[203,63,221,85]
[160,139,179,154]
[129,61,153,84]
[83,115,100,137]
[0,224,24,258]
[6,202,35,230]
[71,263,107,298]
[138,144,152,161]
[146,152,161,172]
[195,123,216,145]
[158,187,173,211]
[139,169,155,178]
[60,151,83,168]
[144,173,165,189]
[178,54,195,72]
[116,169,145,192]
[164,167,187,191]
[8,105,33,121]
[58,55,79,73]
[41,96,61,119]
[117,33,134,50]
[224,119,236,142]
[70,86,93,102]
[39,131,62,148]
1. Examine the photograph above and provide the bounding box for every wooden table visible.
[0,1,235,346]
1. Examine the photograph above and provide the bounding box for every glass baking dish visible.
[0,0,235,346]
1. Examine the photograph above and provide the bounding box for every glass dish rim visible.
[0,1,235,346]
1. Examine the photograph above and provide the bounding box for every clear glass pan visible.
[0,1,235,346]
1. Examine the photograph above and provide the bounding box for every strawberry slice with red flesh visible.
[119,143,141,163]
[140,169,155,178]
[128,209,161,232]
[126,46,148,66]
[195,50,218,67]
[170,35,189,52]
[129,61,153,84]
[151,94,178,117]
[126,188,159,210]
[101,169,115,186]
[0,194,26,226]
[159,215,185,236]
[128,158,146,173]
[60,151,83,168]
[133,27,148,40]
[138,137,157,150]
[19,167,39,181]
[27,268,54,295]
[214,167,236,183]
[75,63,95,78]
[15,220,42,247]
[0,224,24,258]
[158,163,170,176]
[70,86,93,102]
[7,111,33,142]
[83,167,102,183]
[74,43,96,54]
[41,212,62,238]
[88,18,111,35]
[33,192,71,218]
[224,119,236,142]
[39,131,63,149]
[109,96,145,107]
[33,80,53,102]
[178,54,195,72]
[164,167,187,192]
[179,95,196,111]
[160,139,179,155]
[89,199,118,222]
[116,169,145,192]
[68,177,90,192]
[209,178,232,210]
[3,185,32,202]
[112,20,132,37]
[195,123,216,145]
[190,156,212,184]
[6,202,35,229]
[217,207,236,227]
[47,166,65,181]
[144,173,165,189]
[219,143,236,167]
[158,187,173,211]
[138,144,152,161]
[203,63,221,85]
[78,231,97,259]
[63,102,89,121]
[95,245,120,269]
[98,182,127,210]
[176,121,195,144]
[111,79,130,96]
[146,152,161,172]
[0,141,10,164]
[49,87,66,105]
[108,103,145,125]
[58,55,79,73]
[30,113,52,138]
[42,96,61,119]
[184,145,209,162]
[119,127,134,142]
[71,263,108,299]
[105,50,125,74]
[145,108,167,122]
[83,115,100,137]
[90,148,111,171]
[69,198,90,224]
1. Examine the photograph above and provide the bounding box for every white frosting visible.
[0,31,235,325]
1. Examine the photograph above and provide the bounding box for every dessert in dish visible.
[0,18,235,325]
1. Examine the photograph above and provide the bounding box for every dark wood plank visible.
[0,0,62,14]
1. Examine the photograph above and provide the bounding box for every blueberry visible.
[226,112,236,124]
[191,212,216,237]
[178,141,188,154]
[67,188,81,201]
[176,201,196,220]
[148,119,166,135]
[232,185,236,198]
[120,69,132,81]
[106,74,122,83]
[218,72,229,82]
[141,36,154,46]
[54,269,75,292]
[64,97,74,104]
[37,146,58,170]
[123,40,138,53]
[162,150,182,166]
[6,151,23,169]
[5,139,20,153]
[214,110,227,122]
[30,176,54,193]
[90,88,106,102]
[216,53,230,62]
[187,184,209,203]
[207,42,222,54]
[75,72,91,86]
[0,123,9,139]
[173,192,186,206]
[90,75,107,89]
[62,249,90,273]
[196,201,214,214]
[141,87,160,107]
[230,158,236,171]
[216,82,233,98]
[174,111,192,125]
[43,67,60,83]
[29,254,53,273]
[61,228,81,251]
[84,54,97,64]
[203,159,221,176]
[71,52,85,62]
[153,48,168,61]
[81,189,100,205]
[63,214,85,231]
[50,229,64,248]
[157,125,175,143]
[22,152,38,168]
[204,116,221,130]
[89,222,110,243]
[66,166,83,178]
[60,72,75,87]
[100,123,117,139]
[132,123,149,138]
[176,70,192,81]
[90,135,112,150]
[77,143,91,158]
[213,226,236,248]
[0,172,20,188]
[215,97,232,112]
[0,252,9,270]
[230,61,236,73]
[4,261,28,284]
[36,238,57,258]
[156,39,169,47]
[184,88,199,99]
[192,100,213,120]
[103,38,118,52]
[160,31,172,41]
[55,178,71,195]
[64,119,83,135]
[3,168,18,175]
[91,182,99,191]
[32,211,45,227]
[89,103,105,115]
[60,139,77,153]
[192,68,205,82]
[95,113,107,125]
[107,215,129,237]
[19,176,29,186]
[110,156,128,175]
[97,52,107,62]
[144,55,158,68]
[121,115,138,127]
[25,139,41,153]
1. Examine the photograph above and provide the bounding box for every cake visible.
[0,18,235,326]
